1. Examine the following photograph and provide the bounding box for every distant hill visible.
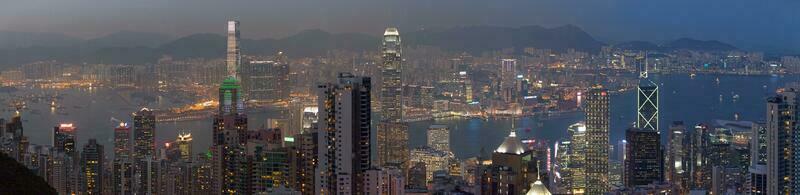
[614,38,738,52]
[665,38,738,51]
[0,31,82,49]
[405,25,604,54]
[613,41,661,51]
[85,31,173,49]
[0,153,56,194]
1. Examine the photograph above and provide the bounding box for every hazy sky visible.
[1,0,798,52]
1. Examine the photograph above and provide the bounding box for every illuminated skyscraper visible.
[378,27,409,175]
[53,123,78,195]
[112,122,133,195]
[766,88,797,194]
[500,59,518,102]
[226,20,241,78]
[556,122,586,194]
[748,122,767,194]
[427,124,450,152]
[487,130,531,195]
[381,27,403,122]
[666,121,689,192]
[410,146,454,182]
[636,77,658,132]
[81,139,104,194]
[211,76,248,194]
[176,132,192,162]
[133,108,156,194]
[584,87,609,194]
[53,123,77,156]
[315,73,372,195]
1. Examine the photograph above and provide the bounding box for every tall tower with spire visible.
[226,20,241,78]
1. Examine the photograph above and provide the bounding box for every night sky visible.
[1,0,798,53]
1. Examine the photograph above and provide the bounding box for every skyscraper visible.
[378,27,409,175]
[132,108,156,194]
[624,127,662,187]
[766,88,797,194]
[487,130,532,194]
[81,139,104,194]
[427,124,450,152]
[748,122,767,194]
[211,76,248,194]
[666,121,689,192]
[176,132,192,162]
[380,27,403,122]
[315,73,372,195]
[112,122,133,195]
[53,123,78,195]
[636,78,658,132]
[557,122,586,194]
[584,87,609,194]
[226,20,241,78]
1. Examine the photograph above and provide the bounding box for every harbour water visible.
[5,73,799,159]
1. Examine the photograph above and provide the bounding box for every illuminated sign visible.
[284,137,295,142]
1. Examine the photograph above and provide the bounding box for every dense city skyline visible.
[1,3,799,195]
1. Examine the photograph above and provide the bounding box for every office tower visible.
[363,168,405,195]
[427,124,450,152]
[81,139,104,194]
[766,89,797,194]
[241,60,289,103]
[748,122,767,194]
[381,27,403,122]
[487,130,532,194]
[666,121,689,192]
[53,123,78,195]
[113,122,133,195]
[226,20,241,78]
[690,124,712,189]
[247,144,289,193]
[624,128,662,187]
[557,122,586,194]
[584,87,610,194]
[636,76,658,132]
[377,122,409,170]
[53,123,77,156]
[500,59,518,102]
[410,146,455,183]
[315,73,372,195]
[176,132,192,162]
[378,28,410,175]
[132,108,156,194]
[211,76,248,194]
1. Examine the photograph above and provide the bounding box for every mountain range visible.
[0,25,742,68]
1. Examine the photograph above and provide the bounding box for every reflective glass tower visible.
[636,60,658,132]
